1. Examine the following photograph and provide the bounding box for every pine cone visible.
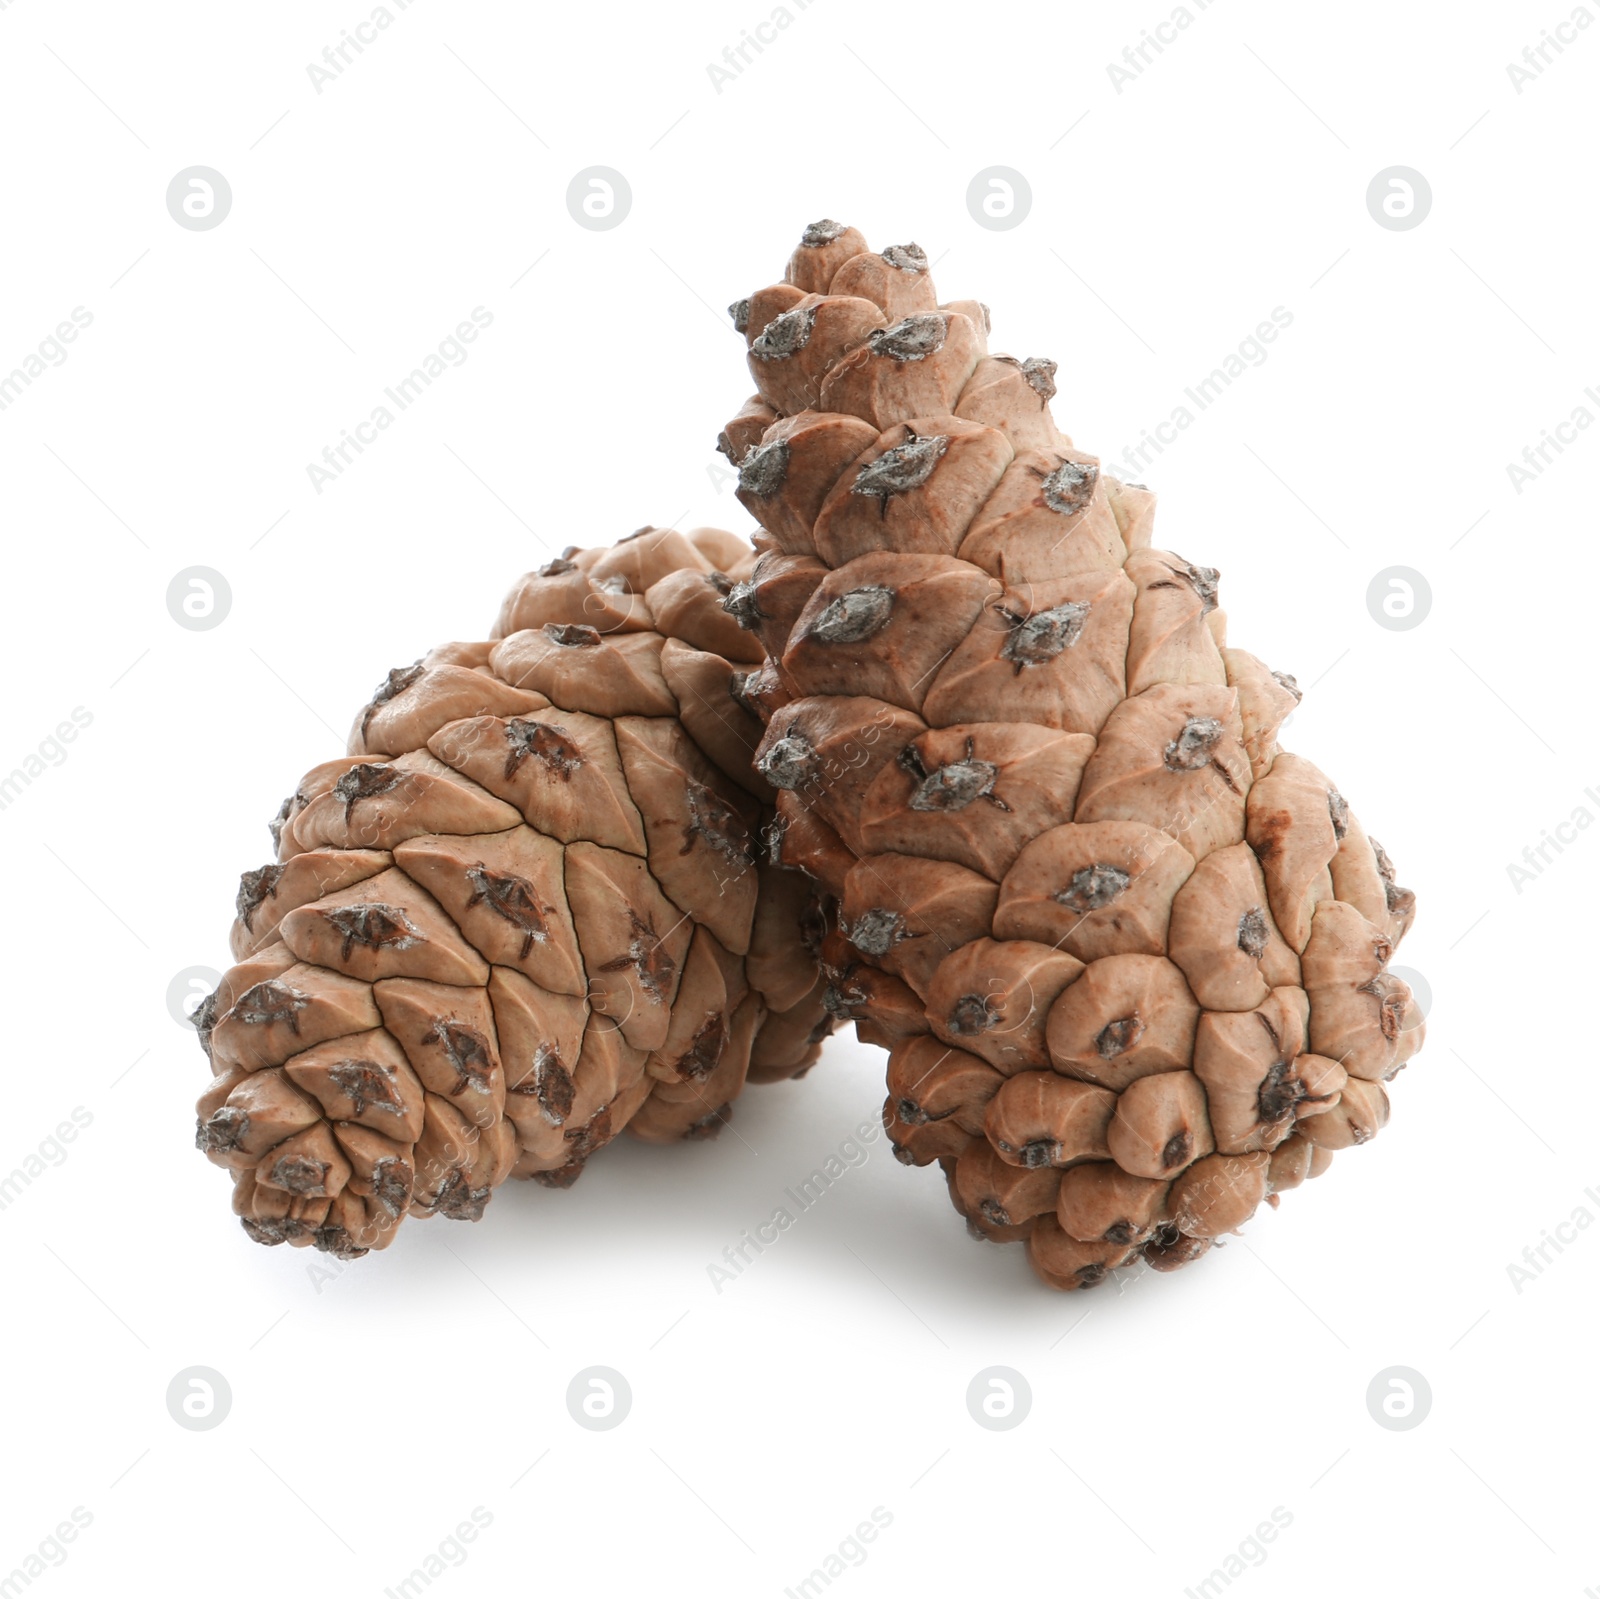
[195,527,835,1259]
[722,223,1424,1290]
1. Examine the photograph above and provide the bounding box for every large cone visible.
[720,221,1424,1291]
[194,527,835,1259]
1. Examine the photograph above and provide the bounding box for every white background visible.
[0,1,1594,1594]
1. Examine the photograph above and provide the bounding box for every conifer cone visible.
[719,222,1425,1290]
[194,527,835,1259]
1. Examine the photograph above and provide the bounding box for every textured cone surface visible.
[723,222,1425,1290]
[198,528,834,1258]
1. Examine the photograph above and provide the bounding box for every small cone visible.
[195,531,836,1257]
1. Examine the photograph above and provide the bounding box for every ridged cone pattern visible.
[194,528,835,1259]
[720,221,1425,1290]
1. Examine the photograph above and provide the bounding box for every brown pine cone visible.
[720,222,1425,1291]
[195,528,835,1259]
